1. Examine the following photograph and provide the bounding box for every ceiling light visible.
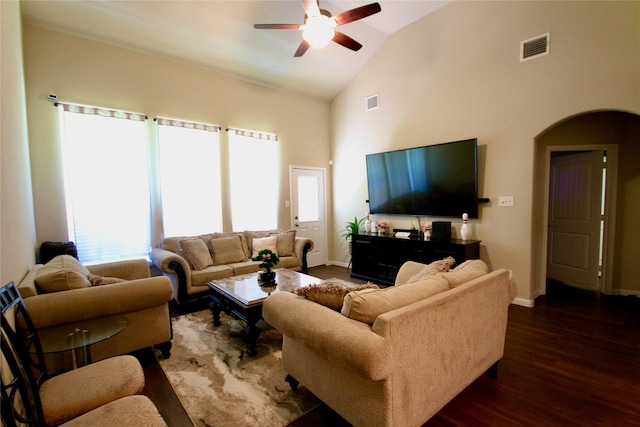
[301,15,336,48]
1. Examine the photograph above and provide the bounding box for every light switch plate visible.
[498,196,514,207]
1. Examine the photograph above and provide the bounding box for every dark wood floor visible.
[136,266,640,427]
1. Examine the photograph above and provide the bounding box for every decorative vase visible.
[460,213,470,240]
[424,230,431,240]
[378,229,386,236]
[259,270,276,285]
[365,218,371,233]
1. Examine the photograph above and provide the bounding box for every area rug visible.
[156,309,321,427]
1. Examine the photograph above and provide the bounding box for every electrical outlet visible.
[498,196,514,207]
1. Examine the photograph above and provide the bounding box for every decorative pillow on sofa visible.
[179,238,214,271]
[251,236,279,258]
[34,255,91,293]
[269,229,296,257]
[406,256,456,284]
[87,274,126,286]
[294,279,379,311]
[213,232,251,259]
[438,259,489,288]
[208,235,247,265]
[341,276,450,324]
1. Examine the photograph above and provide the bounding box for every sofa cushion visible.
[405,257,456,284]
[179,238,214,271]
[245,230,282,254]
[270,229,297,257]
[294,279,379,311]
[34,255,91,293]
[213,232,251,259]
[341,276,450,324]
[208,235,247,265]
[439,259,489,288]
[251,236,279,257]
[87,274,126,286]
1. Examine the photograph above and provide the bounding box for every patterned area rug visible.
[157,309,321,427]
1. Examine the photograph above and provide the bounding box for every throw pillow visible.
[88,274,126,286]
[341,276,450,324]
[294,279,379,311]
[406,256,456,284]
[179,238,214,271]
[213,232,251,259]
[208,235,247,265]
[269,229,296,257]
[439,259,489,288]
[251,236,279,258]
[244,230,276,256]
[34,255,91,293]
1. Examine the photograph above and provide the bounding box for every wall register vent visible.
[366,93,379,111]
[520,33,549,62]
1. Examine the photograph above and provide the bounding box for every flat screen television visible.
[366,138,478,218]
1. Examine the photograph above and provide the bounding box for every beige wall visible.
[1,1,37,286]
[330,1,640,303]
[22,24,331,248]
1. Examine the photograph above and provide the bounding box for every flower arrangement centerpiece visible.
[422,223,432,240]
[376,221,389,235]
[252,249,279,284]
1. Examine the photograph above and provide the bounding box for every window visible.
[228,129,279,231]
[58,104,151,264]
[157,118,223,237]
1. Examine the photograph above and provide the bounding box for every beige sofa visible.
[17,255,173,374]
[149,229,313,304]
[263,259,517,427]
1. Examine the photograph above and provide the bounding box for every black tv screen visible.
[366,139,478,218]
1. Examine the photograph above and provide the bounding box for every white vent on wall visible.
[366,93,379,111]
[520,33,549,62]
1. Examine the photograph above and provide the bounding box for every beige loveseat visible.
[150,230,313,304]
[263,259,517,427]
[17,255,173,374]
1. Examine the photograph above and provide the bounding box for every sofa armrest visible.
[24,276,173,329]
[87,259,150,280]
[263,291,391,380]
[294,237,314,273]
[149,248,189,275]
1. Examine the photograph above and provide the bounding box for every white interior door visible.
[290,167,326,268]
[547,150,604,290]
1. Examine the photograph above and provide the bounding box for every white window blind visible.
[228,129,279,231]
[157,118,223,237]
[58,103,151,265]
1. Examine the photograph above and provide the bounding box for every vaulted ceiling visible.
[20,0,449,101]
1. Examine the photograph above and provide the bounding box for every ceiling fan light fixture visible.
[301,15,336,48]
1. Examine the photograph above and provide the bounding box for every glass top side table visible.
[35,315,128,368]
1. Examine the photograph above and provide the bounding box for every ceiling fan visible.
[254,0,382,57]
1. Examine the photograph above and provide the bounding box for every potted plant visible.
[340,216,364,253]
[252,249,279,284]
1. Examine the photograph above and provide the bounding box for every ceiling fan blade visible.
[301,0,321,17]
[332,31,362,51]
[334,3,381,26]
[294,40,311,57]
[254,24,301,30]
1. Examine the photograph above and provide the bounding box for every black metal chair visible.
[0,282,147,426]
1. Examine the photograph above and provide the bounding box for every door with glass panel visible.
[290,167,326,267]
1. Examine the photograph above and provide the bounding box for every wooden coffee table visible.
[206,268,322,356]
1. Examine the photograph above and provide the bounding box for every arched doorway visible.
[532,110,640,297]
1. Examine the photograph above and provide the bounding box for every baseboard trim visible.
[512,297,535,308]
[609,289,640,297]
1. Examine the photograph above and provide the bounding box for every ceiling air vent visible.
[520,33,549,62]
[366,93,379,111]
